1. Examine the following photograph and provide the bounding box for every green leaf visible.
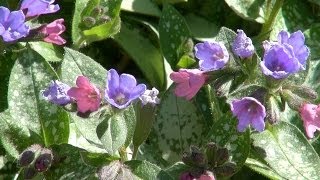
[176,55,196,69]
[82,0,123,44]
[29,42,63,62]
[149,86,209,165]
[159,4,191,69]
[164,162,189,179]
[0,111,37,158]
[125,160,173,179]
[8,48,69,146]
[60,47,107,88]
[121,0,161,17]
[245,158,284,180]
[72,0,90,43]
[114,22,166,89]
[80,151,119,167]
[304,24,320,60]
[207,114,250,176]
[251,121,320,179]
[224,0,269,23]
[44,144,96,179]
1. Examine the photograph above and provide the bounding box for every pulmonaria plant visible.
[170,69,207,100]
[299,103,320,138]
[232,29,254,58]
[67,76,101,113]
[105,69,147,109]
[20,0,60,18]
[231,97,266,132]
[42,80,71,105]
[39,18,66,45]
[194,41,229,71]
[0,7,30,42]
[260,30,309,79]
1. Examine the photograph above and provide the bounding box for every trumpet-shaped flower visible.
[299,103,320,138]
[231,97,266,132]
[194,41,229,71]
[40,19,66,45]
[42,80,71,105]
[0,7,29,42]
[20,0,60,18]
[67,76,101,113]
[105,69,146,109]
[170,69,206,100]
[232,29,254,58]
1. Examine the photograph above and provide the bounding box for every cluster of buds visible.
[42,69,160,115]
[18,144,53,179]
[82,6,111,29]
[0,0,66,45]
[180,142,236,180]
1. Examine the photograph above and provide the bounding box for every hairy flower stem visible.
[119,146,128,162]
[257,0,284,42]
[132,146,138,160]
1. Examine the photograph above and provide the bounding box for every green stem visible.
[132,146,139,160]
[257,0,284,41]
[72,36,86,50]
[119,146,128,162]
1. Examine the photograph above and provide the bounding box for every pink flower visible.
[299,103,320,138]
[180,171,215,180]
[40,18,66,45]
[170,69,206,100]
[67,76,101,113]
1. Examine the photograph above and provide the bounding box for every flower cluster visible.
[171,29,314,136]
[0,0,65,45]
[42,69,159,113]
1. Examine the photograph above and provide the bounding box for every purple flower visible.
[139,87,160,106]
[105,69,147,109]
[277,30,309,69]
[20,0,60,18]
[232,29,254,58]
[260,44,300,79]
[195,41,229,71]
[42,80,71,105]
[0,7,30,42]
[231,97,266,132]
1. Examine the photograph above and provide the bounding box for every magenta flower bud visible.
[105,69,147,109]
[42,80,71,105]
[299,103,320,139]
[231,97,266,132]
[0,7,30,42]
[67,76,101,113]
[40,19,66,45]
[34,148,53,172]
[194,41,229,71]
[170,69,206,100]
[18,144,42,167]
[20,0,60,18]
[232,29,254,58]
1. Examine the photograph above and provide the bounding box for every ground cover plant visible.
[0,0,320,179]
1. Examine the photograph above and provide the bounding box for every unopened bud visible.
[216,147,229,166]
[206,142,218,167]
[83,16,96,28]
[182,146,207,168]
[266,96,281,124]
[98,16,111,24]
[290,85,318,100]
[24,168,38,180]
[91,6,104,17]
[214,162,236,176]
[281,89,306,111]
[18,144,42,167]
[199,171,216,180]
[34,148,53,172]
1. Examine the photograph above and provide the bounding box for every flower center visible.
[115,93,127,105]
[213,52,224,60]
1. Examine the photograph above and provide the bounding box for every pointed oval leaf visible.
[251,121,320,179]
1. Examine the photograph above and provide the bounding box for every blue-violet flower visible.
[0,7,30,42]
[105,69,146,109]
[42,80,71,105]
[231,97,266,132]
[277,30,309,69]
[20,0,60,18]
[194,41,229,71]
[260,43,300,79]
[232,29,254,58]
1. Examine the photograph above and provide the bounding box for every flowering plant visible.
[1,0,320,179]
